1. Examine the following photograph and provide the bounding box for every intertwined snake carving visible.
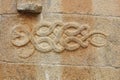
[11,21,107,58]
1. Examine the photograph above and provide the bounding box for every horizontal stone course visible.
[0,63,120,80]
[0,14,120,67]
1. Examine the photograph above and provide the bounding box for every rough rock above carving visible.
[17,3,42,14]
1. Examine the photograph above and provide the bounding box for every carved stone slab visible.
[1,0,120,80]
[11,21,107,59]
[0,14,118,67]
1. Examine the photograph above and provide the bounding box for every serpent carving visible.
[11,21,107,58]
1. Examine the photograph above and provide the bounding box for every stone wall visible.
[0,0,120,80]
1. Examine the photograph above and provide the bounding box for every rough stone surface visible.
[0,0,17,14]
[0,0,120,80]
[17,3,42,14]
[45,0,120,17]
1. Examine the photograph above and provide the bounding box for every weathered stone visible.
[17,3,42,14]
[0,63,119,80]
[62,0,92,14]
[0,14,120,68]
[0,63,45,80]
[0,0,1,14]
[62,66,120,80]
[0,0,120,80]
[42,0,62,13]
[0,0,17,14]
[43,0,120,17]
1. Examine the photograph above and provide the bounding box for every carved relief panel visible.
[1,0,120,80]
[0,0,111,66]
[11,21,107,59]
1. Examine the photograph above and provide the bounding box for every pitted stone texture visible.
[0,63,120,80]
[92,0,120,17]
[17,0,61,14]
[0,0,17,14]
[62,0,93,14]
[42,0,62,13]
[42,0,120,17]
[17,3,42,14]
[0,0,1,14]
[62,66,120,80]
[0,63,45,80]
[17,0,43,14]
